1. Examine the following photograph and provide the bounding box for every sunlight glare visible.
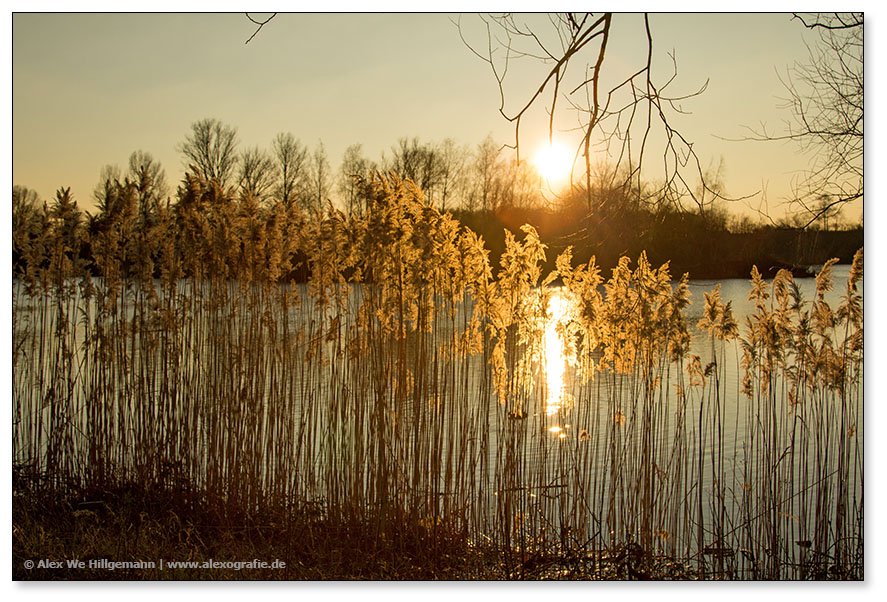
[544,291,569,417]
[534,141,573,184]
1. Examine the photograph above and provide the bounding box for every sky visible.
[10,11,864,223]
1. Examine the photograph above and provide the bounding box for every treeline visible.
[459,195,864,281]
[12,117,862,282]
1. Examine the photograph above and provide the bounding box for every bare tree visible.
[179,118,240,190]
[388,137,420,183]
[306,141,332,215]
[12,186,41,230]
[471,135,506,213]
[13,186,44,266]
[338,143,373,217]
[459,13,713,212]
[435,138,470,212]
[271,132,308,208]
[389,137,444,200]
[127,150,168,208]
[502,157,543,210]
[92,164,123,209]
[238,146,276,202]
[694,157,729,222]
[811,194,844,230]
[756,13,863,226]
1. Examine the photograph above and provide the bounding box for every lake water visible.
[12,264,863,578]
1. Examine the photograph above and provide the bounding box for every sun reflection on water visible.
[544,290,571,418]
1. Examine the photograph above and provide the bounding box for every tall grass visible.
[12,173,863,579]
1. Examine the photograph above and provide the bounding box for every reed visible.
[12,173,863,579]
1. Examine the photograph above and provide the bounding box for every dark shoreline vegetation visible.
[455,206,862,282]
[13,173,863,580]
[13,180,862,285]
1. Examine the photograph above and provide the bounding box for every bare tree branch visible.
[793,12,861,31]
[245,13,277,45]
[460,13,714,215]
[741,12,863,224]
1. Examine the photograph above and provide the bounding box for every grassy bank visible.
[13,466,498,580]
[13,470,705,580]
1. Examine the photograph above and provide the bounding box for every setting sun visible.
[534,141,573,184]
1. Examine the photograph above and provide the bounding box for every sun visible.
[533,141,573,184]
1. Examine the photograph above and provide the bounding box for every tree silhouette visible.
[179,118,240,190]
[306,141,332,215]
[338,143,373,218]
[238,146,276,203]
[272,132,309,208]
[758,13,863,226]
[127,150,168,209]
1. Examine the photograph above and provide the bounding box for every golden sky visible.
[11,12,863,221]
